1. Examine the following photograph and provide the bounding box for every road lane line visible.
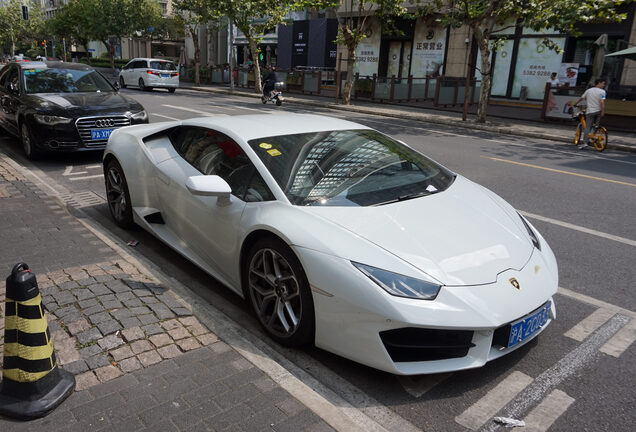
[564,308,616,341]
[520,211,636,248]
[68,174,103,181]
[152,113,180,121]
[398,373,452,398]
[558,286,636,318]
[455,371,533,430]
[483,156,636,187]
[521,389,575,432]
[482,314,629,432]
[600,318,636,357]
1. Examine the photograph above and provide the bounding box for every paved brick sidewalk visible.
[0,156,334,431]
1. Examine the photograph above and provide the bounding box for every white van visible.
[119,58,179,92]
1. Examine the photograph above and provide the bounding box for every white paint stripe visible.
[522,389,575,432]
[564,308,616,341]
[68,174,103,181]
[483,314,629,432]
[520,210,636,247]
[600,318,636,357]
[455,371,533,430]
[558,286,636,319]
[398,373,452,398]
[152,113,180,121]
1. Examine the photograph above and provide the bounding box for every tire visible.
[275,99,282,106]
[168,88,176,93]
[244,237,315,347]
[138,78,147,91]
[21,122,41,159]
[105,159,134,228]
[573,122,583,146]
[119,76,127,89]
[594,127,608,152]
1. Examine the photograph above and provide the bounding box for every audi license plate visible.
[91,129,113,140]
[507,302,551,348]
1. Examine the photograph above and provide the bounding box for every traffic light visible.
[22,5,29,20]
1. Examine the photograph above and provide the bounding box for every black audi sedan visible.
[0,61,148,158]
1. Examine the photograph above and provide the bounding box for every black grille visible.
[76,116,130,147]
[380,327,475,362]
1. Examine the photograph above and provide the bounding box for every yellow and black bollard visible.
[0,263,75,420]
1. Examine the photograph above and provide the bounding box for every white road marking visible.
[152,113,180,121]
[398,373,452,398]
[521,389,575,432]
[600,318,636,357]
[564,308,616,341]
[62,166,87,176]
[558,286,636,319]
[482,314,629,432]
[68,174,103,181]
[520,210,636,247]
[455,371,533,430]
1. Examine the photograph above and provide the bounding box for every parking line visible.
[521,389,575,432]
[520,211,636,248]
[564,308,616,341]
[68,174,103,181]
[483,156,636,187]
[455,371,533,430]
[600,318,636,357]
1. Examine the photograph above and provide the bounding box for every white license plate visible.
[507,302,551,348]
[91,129,113,140]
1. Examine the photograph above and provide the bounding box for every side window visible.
[169,127,274,201]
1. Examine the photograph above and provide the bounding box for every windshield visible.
[248,129,455,207]
[22,68,113,93]
[149,61,177,71]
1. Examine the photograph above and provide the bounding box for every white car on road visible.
[119,58,178,92]
[103,114,558,375]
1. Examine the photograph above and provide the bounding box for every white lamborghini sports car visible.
[103,114,558,375]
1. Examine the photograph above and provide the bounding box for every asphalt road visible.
[1,87,634,432]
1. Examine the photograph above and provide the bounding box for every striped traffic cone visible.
[0,263,75,420]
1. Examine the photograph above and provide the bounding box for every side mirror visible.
[186,175,231,198]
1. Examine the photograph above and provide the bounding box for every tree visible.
[418,0,628,123]
[333,1,406,105]
[0,0,45,57]
[173,0,221,86]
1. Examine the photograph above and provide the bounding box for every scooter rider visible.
[263,66,279,98]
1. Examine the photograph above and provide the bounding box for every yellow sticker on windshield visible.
[267,149,281,156]
[259,143,272,149]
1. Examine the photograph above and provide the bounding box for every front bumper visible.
[297,245,558,375]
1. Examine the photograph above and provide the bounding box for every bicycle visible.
[569,106,608,152]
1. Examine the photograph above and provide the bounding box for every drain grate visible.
[60,191,106,208]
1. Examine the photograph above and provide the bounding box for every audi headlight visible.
[353,262,441,300]
[518,213,541,250]
[130,110,148,121]
[34,114,72,125]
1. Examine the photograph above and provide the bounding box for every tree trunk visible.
[248,37,262,94]
[342,46,356,105]
[473,26,492,123]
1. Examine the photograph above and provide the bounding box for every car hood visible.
[303,176,533,286]
[29,92,143,115]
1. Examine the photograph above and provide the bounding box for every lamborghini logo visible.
[509,278,521,290]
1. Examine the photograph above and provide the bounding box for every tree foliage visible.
[417,0,628,122]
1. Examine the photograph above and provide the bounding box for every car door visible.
[156,125,273,287]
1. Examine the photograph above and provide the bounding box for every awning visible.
[605,46,636,61]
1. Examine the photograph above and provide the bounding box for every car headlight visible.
[33,114,72,125]
[352,262,441,300]
[130,110,148,121]
[518,213,541,250]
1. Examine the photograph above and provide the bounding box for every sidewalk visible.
[179,82,636,153]
[0,155,335,431]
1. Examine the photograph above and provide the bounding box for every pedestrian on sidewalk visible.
[570,78,606,149]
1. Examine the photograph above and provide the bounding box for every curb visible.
[184,85,636,154]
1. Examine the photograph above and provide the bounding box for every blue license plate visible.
[91,129,113,140]
[507,302,551,348]
[161,74,169,78]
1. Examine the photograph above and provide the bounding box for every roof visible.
[183,113,371,141]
